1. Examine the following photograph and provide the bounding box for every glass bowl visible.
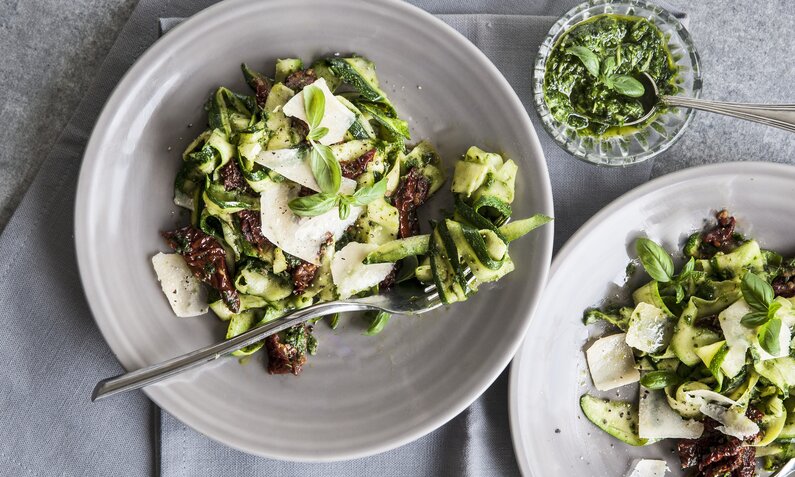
[533,0,702,166]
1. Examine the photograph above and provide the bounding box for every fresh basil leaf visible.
[675,283,685,304]
[601,56,617,78]
[741,311,770,328]
[338,198,351,220]
[741,271,774,312]
[364,311,390,336]
[303,84,325,130]
[768,300,783,320]
[310,143,341,195]
[608,75,645,98]
[566,46,600,78]
[352,177,388,206]
[636,238,674,283]
[681,257,695,276]
[758,317,782,356]
[307,127,329,141]
[640,370,682,390]
[288,193,337,217]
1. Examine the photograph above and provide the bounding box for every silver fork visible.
[92,272,472,401]
[771,458,795,477]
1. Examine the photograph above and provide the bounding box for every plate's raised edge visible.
[508,161,795,476]
[74,0,554,463]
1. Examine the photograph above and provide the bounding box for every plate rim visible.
[508,160,795,476]
[75,0,555,462]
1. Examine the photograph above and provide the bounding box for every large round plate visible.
[509,162,795,476]
[75,0,553,462]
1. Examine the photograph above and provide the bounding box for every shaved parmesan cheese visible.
[699,402,760,439]
[639,387,703,439]
[151,253,208,317]
[721,298,791,363]
[718,298,757,372]
[586,333,640,391]
[625,459,668,477]
[253,147,357,194]
[282,78,355,145]
[720,345,747,378]
[625,302,673,354]
[259,181,361,264]
[683,388,739,408]
[331,243,394,299]
[720,298,754,348]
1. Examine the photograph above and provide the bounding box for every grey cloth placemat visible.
[0,0,214,476]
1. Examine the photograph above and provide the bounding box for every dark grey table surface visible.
[1,1,793,234]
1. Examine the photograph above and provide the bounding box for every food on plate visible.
[543,13,679,138]
[626,459,668,477]
[152,55,551,375]
[580,210,795,475]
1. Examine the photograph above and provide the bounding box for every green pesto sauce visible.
[543,14,679,138]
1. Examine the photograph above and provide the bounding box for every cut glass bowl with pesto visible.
[534,0,702,166]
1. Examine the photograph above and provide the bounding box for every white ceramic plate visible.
[75,0,554,462]
[509,162,795,476]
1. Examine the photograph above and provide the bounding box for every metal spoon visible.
[625,72,795,133]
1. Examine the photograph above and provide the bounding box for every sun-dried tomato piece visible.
[772,261,795,298]
[264,324,316,375]
[677,410,761,477]
[218,160,253,194]
[292,117,310,139]
[393,167,430,238]
[290,260,318,295]
[284,68,317,92]
[251,76,271,108]
[265,334,306,375]
[161,225,239,312]
[694,314,722,333]
[297,185,315,197]
[379,266,397,290]
[340,149,376,179]
[236,210,271,253]
[702,210,737,251]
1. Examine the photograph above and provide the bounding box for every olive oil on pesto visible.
[544,14,679,138]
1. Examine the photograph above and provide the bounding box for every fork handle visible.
[661,95,795,133]
[91,301,367,401]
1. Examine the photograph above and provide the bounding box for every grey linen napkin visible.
[0,0,214,476]
[0,1,678,476]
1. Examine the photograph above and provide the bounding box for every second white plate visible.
[509,161,795,476]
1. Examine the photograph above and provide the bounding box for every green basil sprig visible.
[304,84,326,131]
[741,271,774,312]
[759,317,783,356]
[737,271,785,355]
[566,46,645,98]
[287,193,338,217]
[309,143,341,195]
[567,46,600,78]
[603,74,645,97]
[302,85,342,195]
[636,239,698,303]
[288,177,388,220]
[636,238,675,283]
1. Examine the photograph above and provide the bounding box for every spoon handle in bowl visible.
[662,95,795,133]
